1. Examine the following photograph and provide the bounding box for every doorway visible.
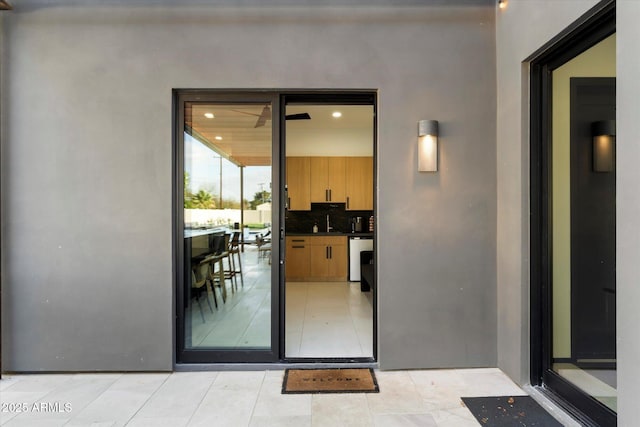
[529,2,616,425]
[174,90,376,364]
[282,95,376,360]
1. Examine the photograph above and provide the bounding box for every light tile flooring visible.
[285,282,373,358]
[189,247,272,348]
[1,368,541,427]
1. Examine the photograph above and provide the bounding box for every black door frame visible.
[173,89,377,365]
[528,1,616,425]
[174,90,281,363]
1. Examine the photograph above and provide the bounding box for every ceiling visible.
[186,103,374,167]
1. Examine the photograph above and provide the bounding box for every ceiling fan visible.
[232,105,311,128]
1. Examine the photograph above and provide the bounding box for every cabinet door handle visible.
[346,196,350,209]
[326,246,329,259]
[292,245,305,248]
[329,189,332,201]
[288,197,291,208]
[325,189,329,201]
[292,239,305,242]
[329,246,332,259]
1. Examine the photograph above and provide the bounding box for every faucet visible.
[326,214,333,232]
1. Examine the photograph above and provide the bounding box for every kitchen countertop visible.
[184,227,228,238]
[287,232,373,237]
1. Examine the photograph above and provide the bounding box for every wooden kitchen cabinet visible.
[286,157,311,211]
[285,236,311,280]
[310,157,346,203]
[345,157,373,211]
[308,236,348,281]
[326,242,348,278]
[286,235,346,281]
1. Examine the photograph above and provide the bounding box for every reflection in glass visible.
[550,34,616,412]
[183,103,272,350]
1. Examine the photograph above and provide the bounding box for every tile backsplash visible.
[286,203,373,233]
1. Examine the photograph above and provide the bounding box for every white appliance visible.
[349,237,374,281]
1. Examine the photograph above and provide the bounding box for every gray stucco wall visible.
[1,2,497,371]
[495,0,603,385]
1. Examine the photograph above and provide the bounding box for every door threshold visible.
[175,361,378,372]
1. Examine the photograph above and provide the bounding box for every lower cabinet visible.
[286,235,347,281]
[285,237,311,280]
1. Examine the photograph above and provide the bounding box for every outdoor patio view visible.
[183,102,273,350]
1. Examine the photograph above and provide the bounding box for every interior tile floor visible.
[0,368,577,427]
[286,282,373,358]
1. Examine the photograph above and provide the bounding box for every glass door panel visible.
[182,101,273,351]
[549,34,617,412]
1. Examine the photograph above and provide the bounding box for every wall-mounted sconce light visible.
[498,0,507,10]
[591,120,616,172]
[418,120,439,172]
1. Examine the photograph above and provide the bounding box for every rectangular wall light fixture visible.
[592,120,615,172]
[418,120,439,172]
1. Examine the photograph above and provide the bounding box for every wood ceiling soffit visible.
[186,109,272,167]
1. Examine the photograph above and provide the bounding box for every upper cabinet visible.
[286,157,311,211]
[287,156,372,211]
[310,157,346,203]
[345,157,374,211]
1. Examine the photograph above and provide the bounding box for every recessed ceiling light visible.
[204,112,215,119]
[332,111,342,118]
[215,136,223,141]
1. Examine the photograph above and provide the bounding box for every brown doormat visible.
[282,368,379,394]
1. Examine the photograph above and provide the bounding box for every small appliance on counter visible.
[351,216,363,233]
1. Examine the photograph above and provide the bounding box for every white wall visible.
[616,1,640,424]
[1,2,497,371]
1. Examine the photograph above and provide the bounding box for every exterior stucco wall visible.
[1,2,497,371]
[495,0,602,384]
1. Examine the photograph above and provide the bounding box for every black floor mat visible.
[462,396,563,426]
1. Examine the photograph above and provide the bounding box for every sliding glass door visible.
[175,92,280,363]
[530,2,616,425]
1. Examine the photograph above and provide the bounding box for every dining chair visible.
[256,233,272,264]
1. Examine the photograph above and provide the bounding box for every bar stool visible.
[204,253,228,303]
[191,263,214,322]
[228,231,244,288]
[221,233,238,292]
